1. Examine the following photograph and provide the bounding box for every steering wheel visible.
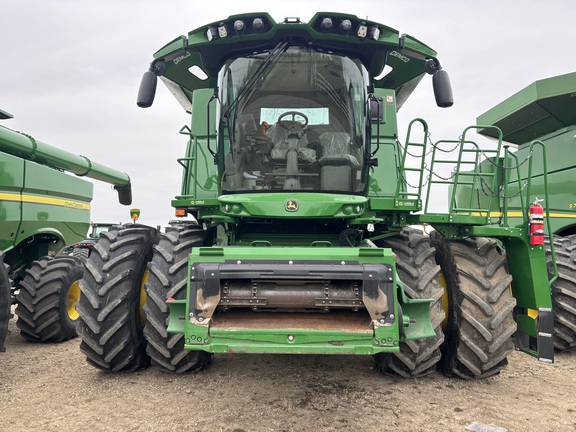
[278,111,309,130]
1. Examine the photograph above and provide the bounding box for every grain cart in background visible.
[474,71,576,351]
[69,222,116,260]
[0,108,132,352]
[77,12,556,379]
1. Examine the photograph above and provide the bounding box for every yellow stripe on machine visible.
[471,211,576,219]
[0,192,90,210]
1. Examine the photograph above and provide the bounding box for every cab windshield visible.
[218,46,369,193]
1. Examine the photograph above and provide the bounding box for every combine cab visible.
[77,12,555,379]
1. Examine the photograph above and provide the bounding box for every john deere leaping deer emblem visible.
[285,199,299,212]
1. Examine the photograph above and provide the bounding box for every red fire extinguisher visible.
[528,198,544,246]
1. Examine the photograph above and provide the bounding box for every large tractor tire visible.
[0,252,11,352]
[374,227,445,378]
[76,224,157,372]
[143,225,212,373]
[15,255,84,342]
[546,235,576,351]
[431,233,516,379]
[72,247,90,261]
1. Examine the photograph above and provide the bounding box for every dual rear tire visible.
[377,228,516,380]
[76,224,210,373]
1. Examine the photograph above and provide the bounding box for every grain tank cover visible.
[477,71,576,144]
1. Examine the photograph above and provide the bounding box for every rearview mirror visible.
[433,69,454,108]
[370,97,384,121]
[137,71,158,108]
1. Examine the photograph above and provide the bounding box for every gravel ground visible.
[1,315,575,432]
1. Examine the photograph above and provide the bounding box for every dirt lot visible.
[1,316,575,432]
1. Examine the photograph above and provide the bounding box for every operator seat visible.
[317,132,359,191]
[268,123,316,163]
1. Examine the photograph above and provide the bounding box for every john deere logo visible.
[286,199,299,212]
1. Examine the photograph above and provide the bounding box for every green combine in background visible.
[0,108,131,352]
[76,12,560,379]
[474,72,576,351]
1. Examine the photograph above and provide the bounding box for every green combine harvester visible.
[76,12,558,379]
[0,108,131,352]
[475,71,576,352]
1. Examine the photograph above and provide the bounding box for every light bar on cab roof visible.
[203,14,380,42]
[314,15,379,40]
[204,16,269,41]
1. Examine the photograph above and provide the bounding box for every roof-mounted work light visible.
[233,20,245,34]
[320,18,333,32]
[357,22,368,38]
[368,25,380,40]
[252,18,264,32]
[206,26,218,41]
[340,19,352,34]
[218,23,228,38]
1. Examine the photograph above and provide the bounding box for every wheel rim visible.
[140,269,149,327]
[67,281,81,321]
[439,272,449,330]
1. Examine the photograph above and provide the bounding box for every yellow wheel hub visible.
[67,281,81,321]
[140,269,149,327]
[439,272,449,330]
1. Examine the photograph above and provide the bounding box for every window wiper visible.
[223,40,289,121]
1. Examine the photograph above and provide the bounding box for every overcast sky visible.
[1,0,574,227]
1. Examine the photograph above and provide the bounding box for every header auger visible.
[76,12,556,379]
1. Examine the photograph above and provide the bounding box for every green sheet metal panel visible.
[16,159,92,248]
[0,152,25,251]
